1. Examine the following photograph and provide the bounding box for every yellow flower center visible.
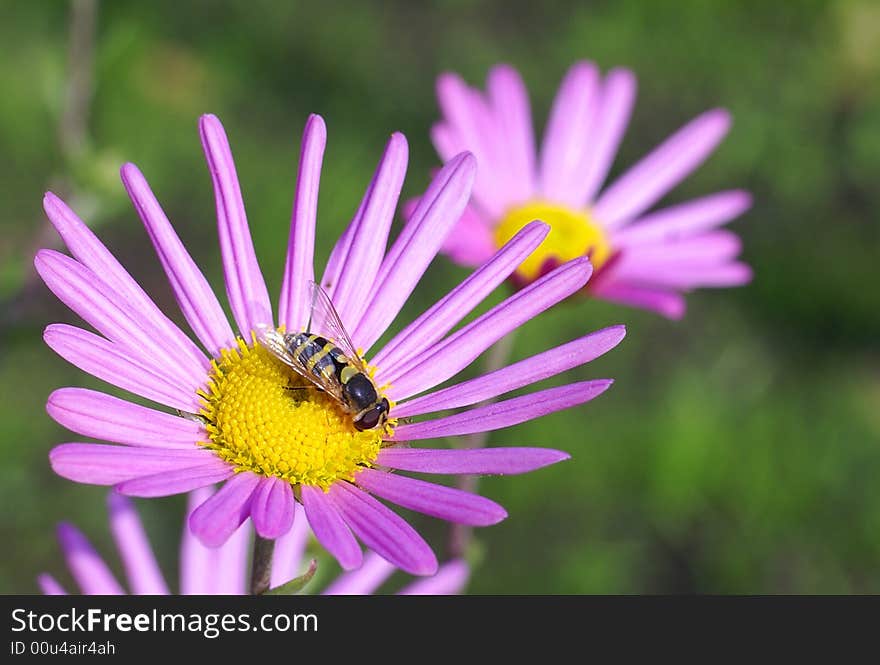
[198,336,387,490]
[494,202,611,281]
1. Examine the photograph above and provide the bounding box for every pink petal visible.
[579,68,638,205]
[47,388,203,449]
[355,468,507,526]
[353,152,477,352]
[50,443,215,485]
[300,485,362,571]
[376,447,570,475]
[391,379,613,441]
[330,133,408,328]
[43,324,201,413]
[107,492,169,595]
[593,108,732,228]
[539,61,601,205]
[386,257,592,401]
[612,190,752,246]
[278,114,326,333]
[34,250,203,387]
[438,202,496,267]
[38,574,67,595]
[591,282,686,319]
[435,74,507,218]
[614,262,753,290]
[188,471,261,548]
[120,163,236,356]
[115,459,235,497]
[371,220,549,378]
[42,192,209,373]
[394,325,625,418]
[250,476,295,539]
[270,503,310,589]
[615,230,743,267]
[398,559,470,595]
[329,482,438,576]
[56,522,125,595]
[322,551,395,595]
[180,487,252,595]
[487,64,536,205]
[199,114,273,336]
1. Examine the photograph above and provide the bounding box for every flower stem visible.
[250,535,276,595]
[448,331,518,559]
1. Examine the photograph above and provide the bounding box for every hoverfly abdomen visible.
[261,282,390,431]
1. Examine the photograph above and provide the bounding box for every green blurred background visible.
[1,0,878,594]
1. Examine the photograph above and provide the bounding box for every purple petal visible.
[50,443,215,485]
[319,217,354,296]
[579,68,638,205]
[34,250,204,387]
[386,257,593,401]
[180,487,252,595]
[199,114,273,336]
[353,152,477,352]
[330,133,408,328]
[612,190,752,246]
[38,574,67,595]
[250,476,295,539]
[371,221,548,377]
[593,109,732,228]
[107,492,169,595]
[391,379,613,441]
[322,551,395,595]
[120,163,236,356]
[270,503,310,589]
[355,468,506,526]
[394,325,626,418]
[115,459,235,497]
[189,471,261,548]
[329,481,438,576]
[56,522,125,595]
[279,114,326,332]
[377,446,570,475]
[591,282,686,319]
[43,324,202,413]
[539,61,601,205]
[300,485,362,571]
[398,559,471,595]
[42,192,209,373]
[487,64,536,205]
[47,388,202,449]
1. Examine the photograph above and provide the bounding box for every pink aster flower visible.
[425,61,752,319]
[38,113,624,577]
[39,490,469,595]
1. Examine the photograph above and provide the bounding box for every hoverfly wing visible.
[305,281,370,374]
[257,328,299,369]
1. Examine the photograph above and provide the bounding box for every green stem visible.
[250,535,276,595]
[448,331,518,559]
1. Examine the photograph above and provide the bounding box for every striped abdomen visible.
[284,333,379,413]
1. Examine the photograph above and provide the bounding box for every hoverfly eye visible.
[354,403,387,431]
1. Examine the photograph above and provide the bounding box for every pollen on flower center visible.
[198,337,386,490]
[494,202,611,280]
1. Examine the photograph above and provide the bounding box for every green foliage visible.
[0,0,878,593]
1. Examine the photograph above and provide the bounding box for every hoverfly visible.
[259,281,390,431]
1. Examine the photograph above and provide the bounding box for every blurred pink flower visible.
[424,61,752,319]
[39,490,469,595]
